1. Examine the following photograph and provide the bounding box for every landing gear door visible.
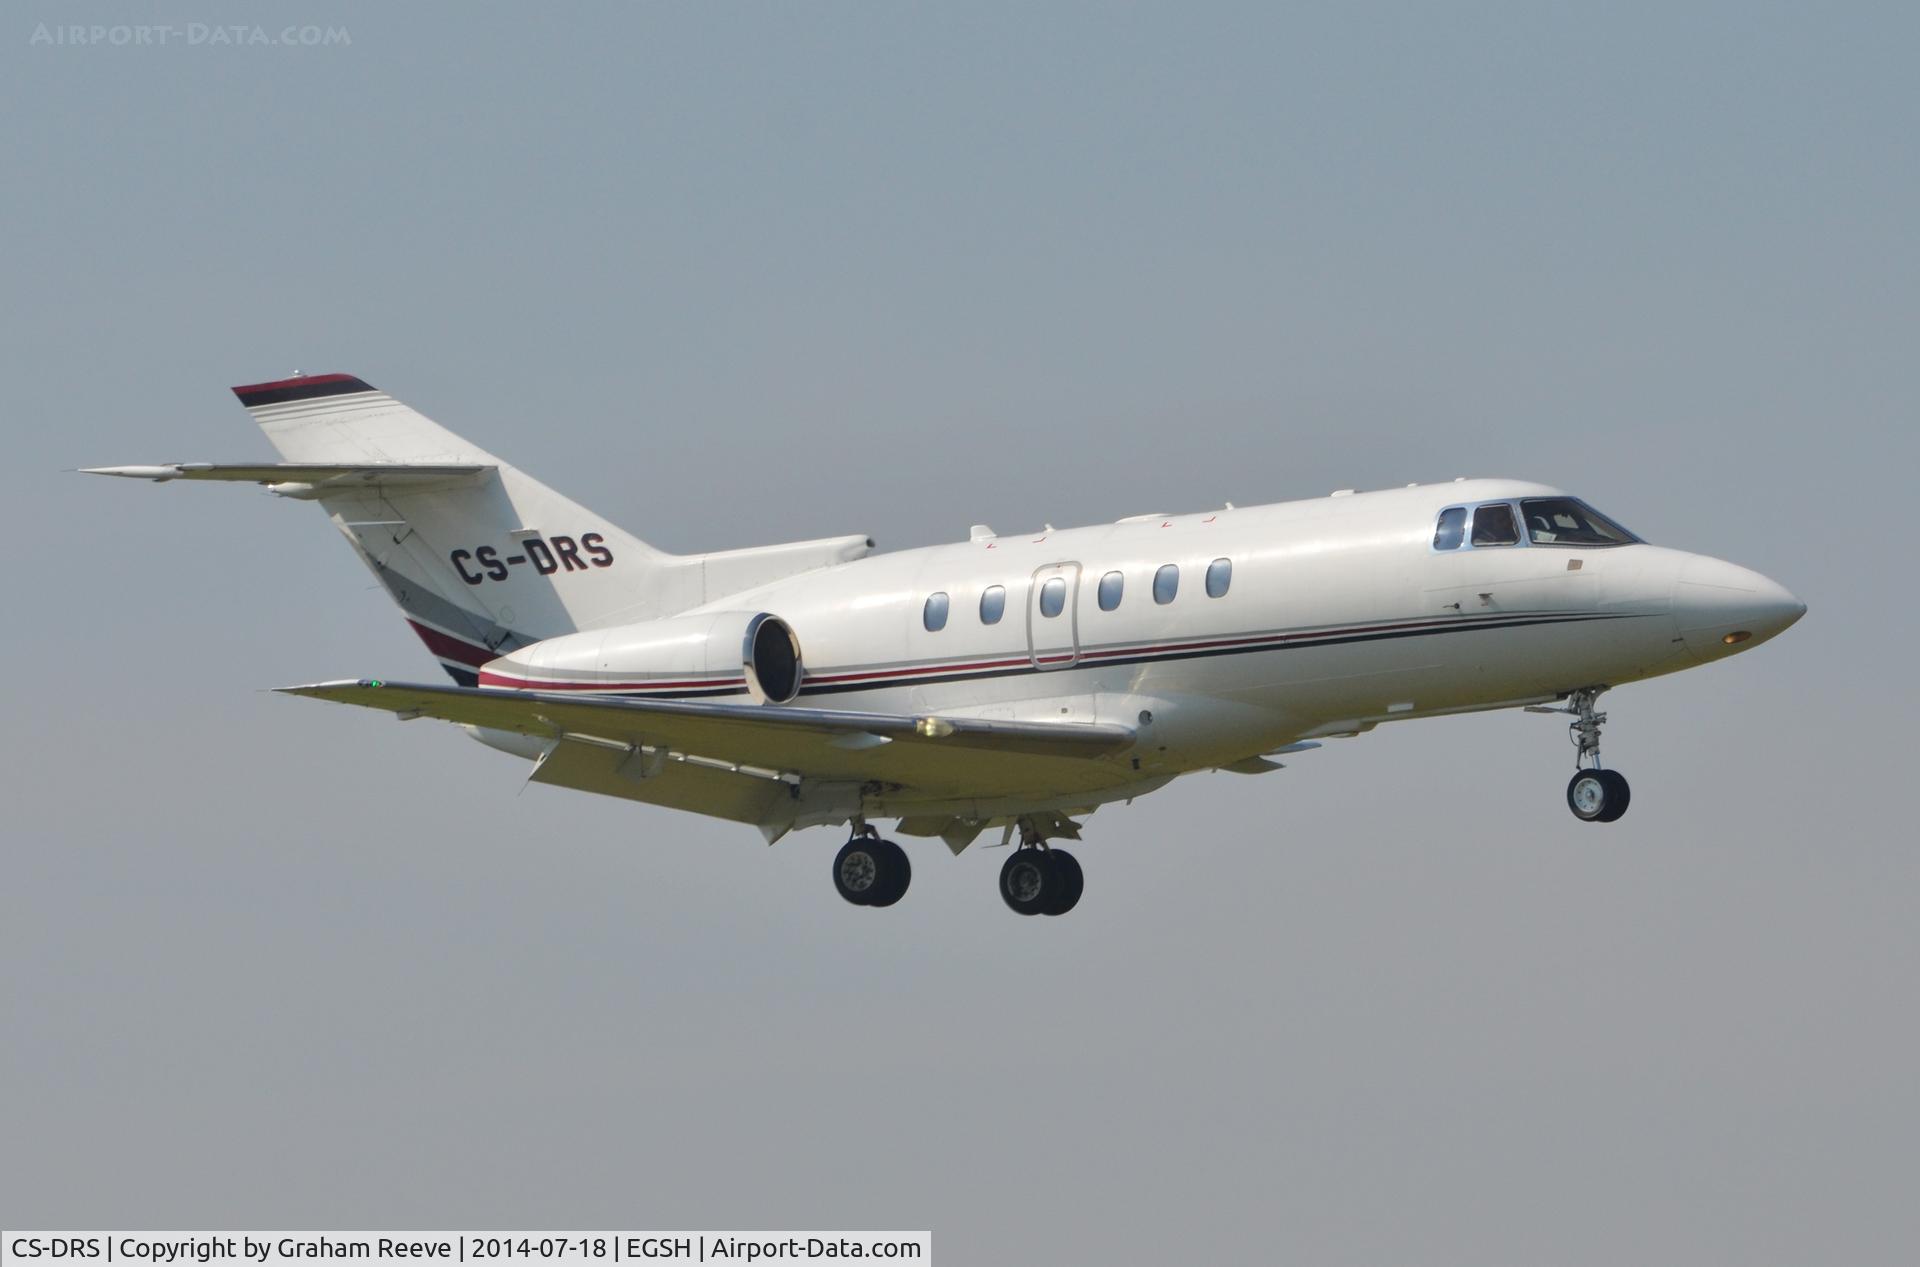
[1026,562,1082,670]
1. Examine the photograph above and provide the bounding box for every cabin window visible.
[1206,557,1232,598]
[1039,577,1067,617]
[1153,564,1179,605]
[979,584,1006,625]
[1433,506,1467,550]
[923,592,949,631]
[1470,503,1520,547]
[1098,571,1124,611]
[1520,497,1639,547]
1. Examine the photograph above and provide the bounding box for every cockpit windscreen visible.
[1520,498,1639,547]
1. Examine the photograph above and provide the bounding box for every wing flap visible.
[528,737,793,827]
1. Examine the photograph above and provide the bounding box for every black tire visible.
[1595,770,1631,823]
[867,839,912,907]
[999,849,1054,916]
[833,838,883,905]
[1043,849,1084,916]
[1567,769,1617,823]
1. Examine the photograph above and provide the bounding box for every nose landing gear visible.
[832,825,911,907]
[1529,687,1631,823]
[1566,767,1630,823]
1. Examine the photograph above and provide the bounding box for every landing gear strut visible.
[1530,687,1631,823]
[998,820,1084,916]
[833,825,911,907]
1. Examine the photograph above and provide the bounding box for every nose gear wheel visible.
[1530,688,1632,823]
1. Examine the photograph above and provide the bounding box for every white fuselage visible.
[477,479,1802,820]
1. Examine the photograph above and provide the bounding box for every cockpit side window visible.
[1433,506,1467,550]
[1520,497,1640,547]
[1469,502,1520,547]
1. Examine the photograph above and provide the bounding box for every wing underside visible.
[280,679,1140,845]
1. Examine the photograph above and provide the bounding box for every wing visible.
[279,680,1139,839]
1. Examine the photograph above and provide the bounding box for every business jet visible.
[89,373,1805,916]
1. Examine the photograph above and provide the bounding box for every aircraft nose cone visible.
[1675,555,1806,660]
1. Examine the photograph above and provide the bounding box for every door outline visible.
[1026,562,1082,670]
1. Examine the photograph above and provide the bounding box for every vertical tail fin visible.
[234,374,683,683]
[92,373,875,685]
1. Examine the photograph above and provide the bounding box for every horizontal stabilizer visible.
[82,462,492,492]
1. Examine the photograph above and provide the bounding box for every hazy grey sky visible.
[3,3,1914,1262]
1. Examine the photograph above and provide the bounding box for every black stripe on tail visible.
[232,373,377,408]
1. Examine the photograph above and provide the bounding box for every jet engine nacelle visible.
[481,610,804,703]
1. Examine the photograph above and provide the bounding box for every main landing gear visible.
[830,818,1086,915]
[998,821,1084,916]
[832,826,911,907]
[1530,687,1631,823]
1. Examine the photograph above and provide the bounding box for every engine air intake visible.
[744,613,803,704]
